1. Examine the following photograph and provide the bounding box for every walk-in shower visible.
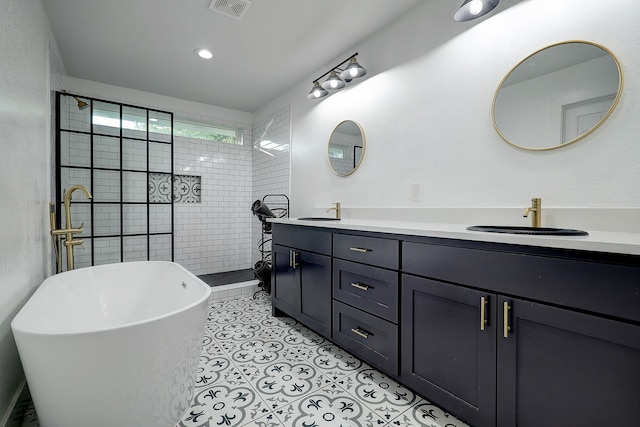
[55,92,174,269]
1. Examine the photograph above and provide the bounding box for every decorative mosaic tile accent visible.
[174,175,201,203]
[21,295,470,427]
[149,172,172,203]
[148,173,202,203]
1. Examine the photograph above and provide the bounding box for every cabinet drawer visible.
[272,224,332,255]
[402,241,640,323]
[333,259,398,323]
[332,300,398,376]
[333,233,399,269]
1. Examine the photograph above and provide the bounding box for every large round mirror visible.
[492,41,623,150]
[328,120,366,176]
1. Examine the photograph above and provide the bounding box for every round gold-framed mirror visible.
[492,40,623,151]
[327,120,366,176]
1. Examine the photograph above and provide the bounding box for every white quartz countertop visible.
[270,218,640,256]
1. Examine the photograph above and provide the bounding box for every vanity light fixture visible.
[454,0,499,21]
[194,48,214,59]
[307,81,329,99]
[307,52,367,100]
[321,70,347,90]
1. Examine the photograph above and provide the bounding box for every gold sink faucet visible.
[51,185,92,271]
[326,202,341,219]
[523,197,541,228]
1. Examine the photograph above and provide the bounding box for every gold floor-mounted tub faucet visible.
[523,197,542,227]
[50,185,92,272]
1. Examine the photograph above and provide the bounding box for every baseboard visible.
[0,380,28,427]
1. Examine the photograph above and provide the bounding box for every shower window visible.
[174,120,239,144]
[55,92,174,268]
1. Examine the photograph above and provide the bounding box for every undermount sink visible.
[466,225,588,236]
[297,217,341,221]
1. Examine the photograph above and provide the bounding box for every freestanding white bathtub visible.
[11,261,211,427]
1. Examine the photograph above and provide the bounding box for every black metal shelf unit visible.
[252,194,289,297]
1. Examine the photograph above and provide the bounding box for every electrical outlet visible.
[409,183,421,201]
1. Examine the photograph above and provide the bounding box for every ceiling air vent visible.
[209,0,251,20]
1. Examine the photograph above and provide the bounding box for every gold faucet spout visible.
[326,202,341,220]
[64,185,92,230]
[61,185,92,271]
[523,198,542,228]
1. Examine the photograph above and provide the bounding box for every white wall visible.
[0,0,57,421]
[256,0,640,230]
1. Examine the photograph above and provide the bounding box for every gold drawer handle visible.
[349,247,370,253]
[480,296,488,331]
[350,282,369,291]
[350,328,370,339]
[503,301,511,338]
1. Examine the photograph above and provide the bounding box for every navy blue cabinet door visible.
[272,244,300,316]
[298,251,332,338]
[497,296,640,427]
[401,274,497,427]
[272,244,332,338]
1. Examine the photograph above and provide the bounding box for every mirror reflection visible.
[492,41,623,150]
[328,120,365,176]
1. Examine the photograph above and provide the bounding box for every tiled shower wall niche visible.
[173,175,201,203]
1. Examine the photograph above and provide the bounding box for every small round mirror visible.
[328,120,365,176]
[492,41,623,150]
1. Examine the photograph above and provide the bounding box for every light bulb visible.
[469,0,484,15]
[194,48,213,59]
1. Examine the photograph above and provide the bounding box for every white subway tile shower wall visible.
[173,120,254,276]
[55,87,288,276]
[57,95,174,269]
[252,105,291,264]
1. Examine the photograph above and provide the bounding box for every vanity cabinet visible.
[271,224,332,338]
[270,222,640,427]
[401,239,640,427]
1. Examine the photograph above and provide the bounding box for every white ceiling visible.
[42,0,424,113]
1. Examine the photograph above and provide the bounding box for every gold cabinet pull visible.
[503,301,511,338]
[291,251,299,269]
[349,247,370,253]
[350,282,369,291]
[350,328,369,339]
[480,296,488,331]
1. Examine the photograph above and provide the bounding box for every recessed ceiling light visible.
[194,48,214,59]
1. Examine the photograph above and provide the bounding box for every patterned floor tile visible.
[226,339,288,365]
[177,384,269,427]
[384,401,470,427]
[241,359,338,411]
[194,353,233,390]
[308,343,369,377]
[340,369,423,424]
[274,383,386,427]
